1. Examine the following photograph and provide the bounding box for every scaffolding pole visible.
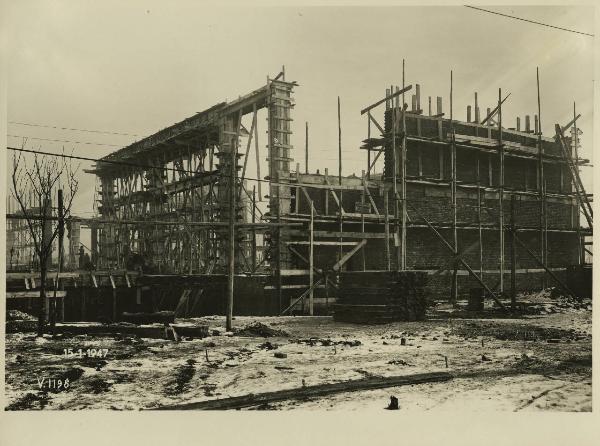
[450,70,458,303]
[498,88,505,295]
[305,121,309,175]
[384,190,391,270]
[309,202,314,315]
[401,85,407,271]
[510,194,517,309]
[537,67,547,288]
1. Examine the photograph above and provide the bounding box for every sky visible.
[4,2,595,227]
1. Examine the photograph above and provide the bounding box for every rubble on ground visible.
[235,322,289,338]
[7,310,37,321]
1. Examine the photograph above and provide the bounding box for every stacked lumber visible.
[333,271,428,323]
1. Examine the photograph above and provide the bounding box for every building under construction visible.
[6,69,593,320]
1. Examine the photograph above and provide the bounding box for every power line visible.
[4,146,358,190]
[8,135,122,148]
[8,121,145,138]
[464,5,594,37]
[6,146,201,176]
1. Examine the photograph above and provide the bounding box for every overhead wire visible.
[464,5,594,37]
[8,121,145,138]
[8,135,123,147]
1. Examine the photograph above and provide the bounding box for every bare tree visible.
[11,141,79,336]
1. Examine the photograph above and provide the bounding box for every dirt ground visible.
[4,299,592,411]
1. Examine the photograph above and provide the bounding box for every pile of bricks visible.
[333,271,428,324]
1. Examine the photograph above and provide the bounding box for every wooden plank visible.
[280,278,324,315]
[480,93,511,125]
[286,241,358,246]
[299,186,317,214]
[6,291,67,299]
[332,239,367,272]
[323,176,344,214]
[280,269,311,276]
[360,85,413,115]
[362,182,379,216]
[561,113,581,132]
[156,371,452,410]
[368,112,384,135]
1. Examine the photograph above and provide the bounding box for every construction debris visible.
[386,396,399,410]
[235,322,289,338]
[121,311,175,325]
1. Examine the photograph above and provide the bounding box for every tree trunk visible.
[38,266,47,337]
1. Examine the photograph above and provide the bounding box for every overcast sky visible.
[5,3,595,222]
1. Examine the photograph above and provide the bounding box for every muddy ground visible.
[4,298,592,411]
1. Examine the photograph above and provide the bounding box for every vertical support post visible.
[339,190,343,263]
[41,193,52,328]
[309,203,314,316]
[402,60,405,107]
[324,168,329,215]
[52,189,65,329]
[361,170,366,271]
[254,113,262,201]
[337,96,344,264]
[536,67,546,288]
[474,92,480,123]
[392,86,400,270]
[450,70,458,304]
[498,88,505,295]
[305,121,309,174]
[252,186,257,271]
[367,113,371,180]
[112,288,118,322]
[81,287,86,321]
[478,179,484,279]
[338,96,342,186]
[510,194,516,310]
[384,190,390,271]
[401,87,407,271]
[225,113,239,332]
[573,102,583,265]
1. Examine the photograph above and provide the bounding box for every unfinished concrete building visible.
[9,69,590,321]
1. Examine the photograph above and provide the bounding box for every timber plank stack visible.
[333,271,428,323]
